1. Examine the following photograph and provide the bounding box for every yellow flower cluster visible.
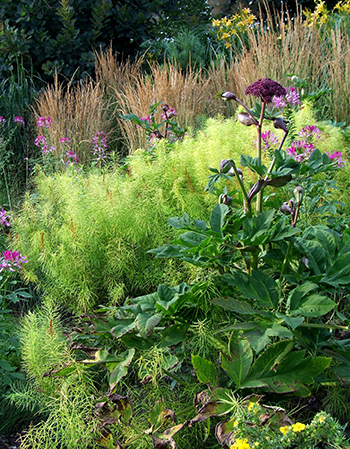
[247,401,260,413]
[212,9,257,47]
[230,438,251,449]
[304,0,350,27]
[280,422,306,434]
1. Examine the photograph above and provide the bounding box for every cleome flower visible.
[0,207,11,227]
[245,78,286,104]
[0,250,28,272]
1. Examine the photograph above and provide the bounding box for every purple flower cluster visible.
[286,140,316,162]
[272,87,301,109]
[259,130,280,151]
[298,125,323,140]
[326,150,344,167]
[0,250,28,272]
[0,208,11,227]
[245,78,286,104]
[65,150,79,165]
[37,116,52,128]
[34,135,55,154]
[161,106,177,121]
[14,116,25,125]
[0,116,25,125]
[92,131,107,162]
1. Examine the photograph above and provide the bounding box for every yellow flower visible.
[280,426,290,435]
[292,422,306,432]
[319,416,326,423]
[254,443,259,447]
[248,402,254,411]
[230,438,251,449]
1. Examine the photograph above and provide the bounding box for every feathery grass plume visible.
[34,73,112,165]
[94,51,227,152]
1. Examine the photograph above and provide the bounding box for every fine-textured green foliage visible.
[10,302,98,448]
[13,109,346,312]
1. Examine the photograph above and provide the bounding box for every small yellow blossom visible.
[280,426,290,435]
[319,416,326,423]
[254,443,259,447]
[248,402,254,411]
[292,422,306,432]
[230,438,251,449]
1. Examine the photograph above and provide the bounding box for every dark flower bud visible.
[218,193,233,205]
[221,91,237,101]
[264,174,292,187]
[280,202,293,215]
[294,186,304,205]
[273,117,288,133]
[219,159,234,175]
[237,112,258,127]
[248,179,264,203]
[162,104,169,112]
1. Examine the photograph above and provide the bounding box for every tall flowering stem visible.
[245,78,286,213]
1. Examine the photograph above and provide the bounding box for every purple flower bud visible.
[280,202,293,215]
[162,104,169,112]
[264,174,292,187]
[288,199,295,211]
[219,159,234,174]
[237,113,257,127]
[218,194,233,205]
[248,179,264,203]
[221,91,237,101]
[273,117,288,133]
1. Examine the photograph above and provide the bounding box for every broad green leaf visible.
[291,294,336,317]
[110,319,136,338]
[168,212,193,229]
[243,340,293,386]
[225,270,279,309]
[210,204,230,236]
[136,312,162,338]
[159,323,188,348]
[121,333,155,350]
[109,349,135,387]
[221,339,252,387]
[287,282,318,312]
[240,154,266,177]
[276,314,304,330]
[148,399,165,432]
[179,231,207,247]
[192,355,218,386]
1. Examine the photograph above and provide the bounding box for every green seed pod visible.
[294,186,304,205]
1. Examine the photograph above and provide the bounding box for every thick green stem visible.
[256,102,266,213]
[280,240,294,276]
[232,163,251,217]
